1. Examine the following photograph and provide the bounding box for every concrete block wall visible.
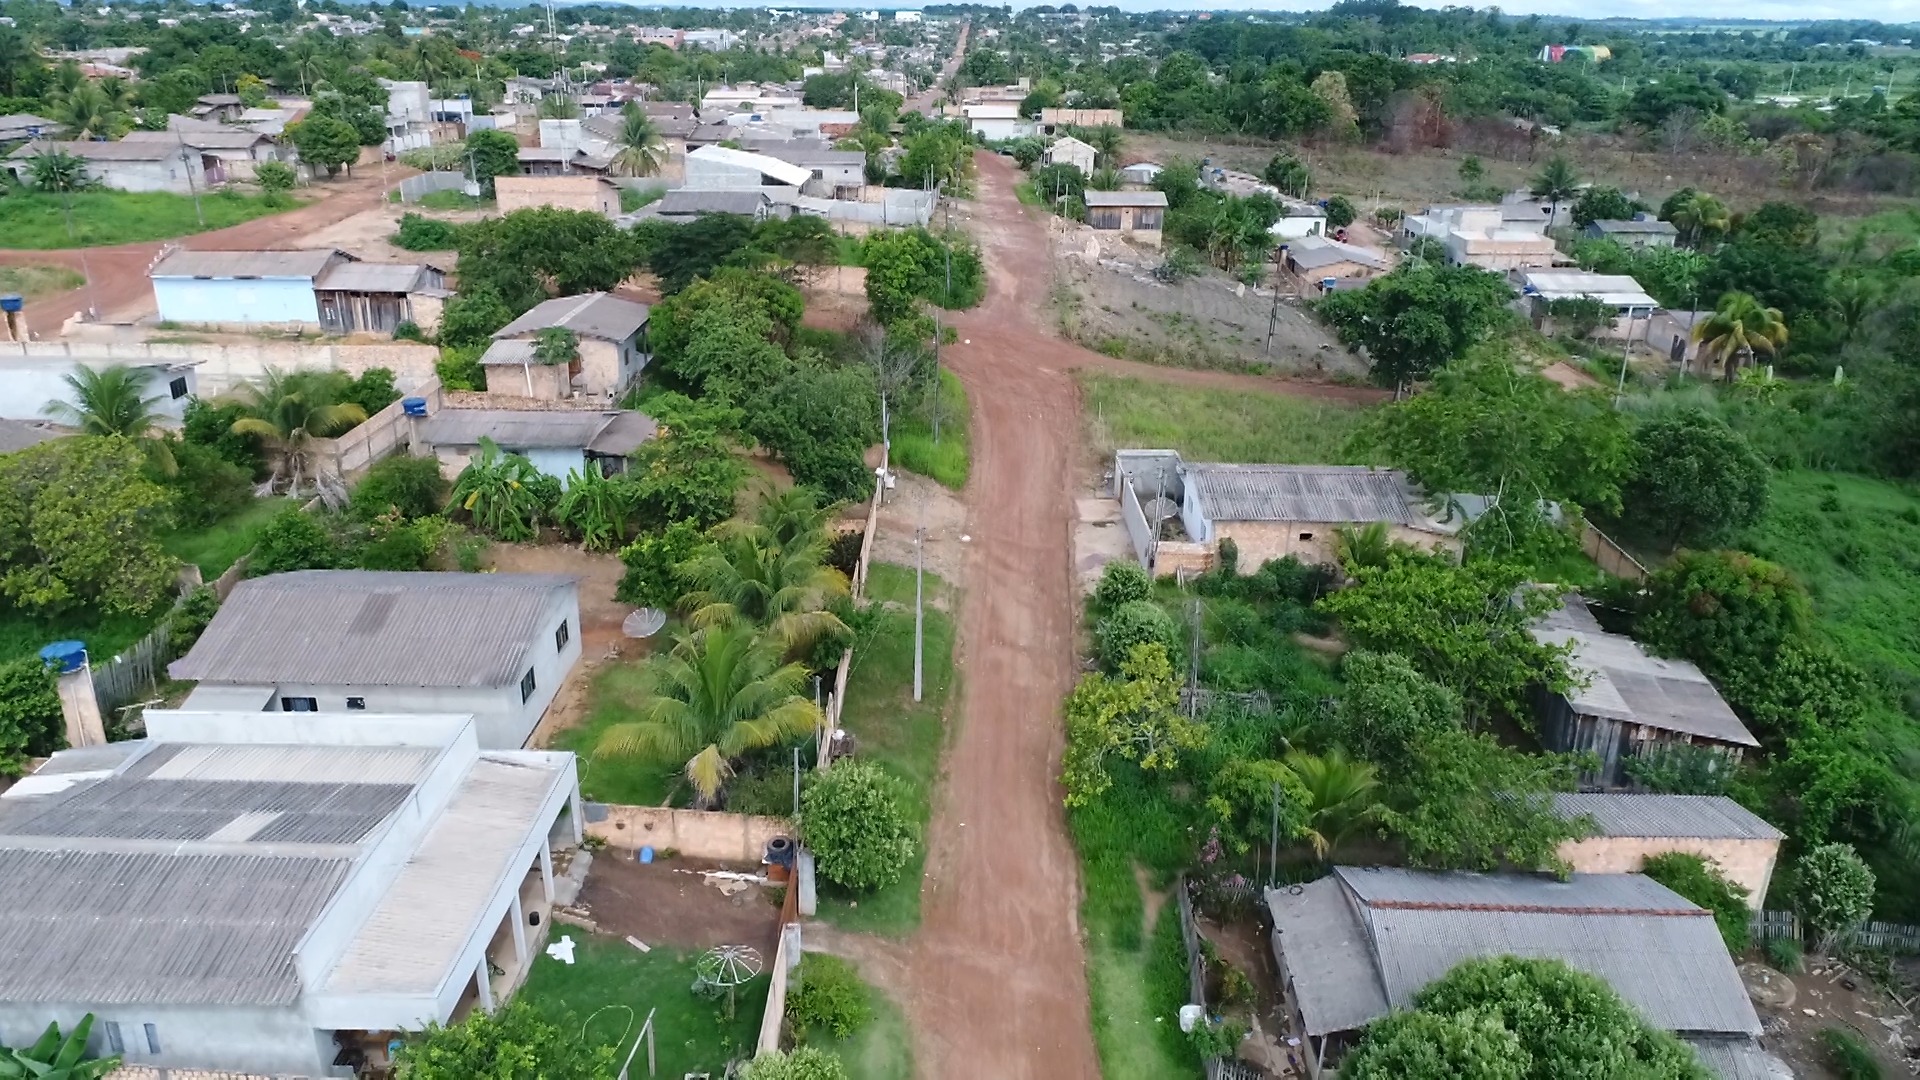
[585,805,790,863]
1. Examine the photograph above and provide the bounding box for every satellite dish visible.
[1144,496,1179,522]
[622,608,668,638]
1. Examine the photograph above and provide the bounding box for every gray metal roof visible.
[760,145,866,167]
[8,139,178,162]
[1267,876,1391,1036]
[1531,598,1758,747]
[314,261,433,294]
[494,292,650,343]
[655,188,773,216]
[0,115,62,139]
[414,409,657,453]
[168,570,577,688]
[1267,867,1762,1038]
[150,249,344,281]
[122,129,268,151]
[0,418,65,453]
[1593,218,1680,235]
[1286,234,1389,271]
[1186,464,1428,527]
[1554,794,1784,841]
[1085,189,1168,207]
[1686,1038,1796,1080]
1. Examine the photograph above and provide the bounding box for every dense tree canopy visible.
[1316,263,1515,387]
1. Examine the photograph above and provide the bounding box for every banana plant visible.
[553,466,635,553]
[0,1013,121,1079]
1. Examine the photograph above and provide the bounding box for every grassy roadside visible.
[814,563,956,936]
[0,190,300,248]
[890,368,970,490]
[793,956,915,1080]
[0,264,84,298]
[1078,371,1376,465]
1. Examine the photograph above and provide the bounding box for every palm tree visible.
[1829,275,1882,346]
[27,149,88,193]
[1088,123,1123,170]
[41,365,176,474]
[289,39,325,98]
[1667,191,1730,249]
[1332,522,1396,572]
[1528,154,1580,230]
[224,368,367,498]
[610,102,664,178]
[1695,291,1789,384]
[592,624,823,807]
[1285,748,1384,862]
[679,525,850,651]
[752,485,834,553]
[54,83,121,140]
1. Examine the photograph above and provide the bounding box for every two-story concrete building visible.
[170,571,582,750]
[487,292,652,399]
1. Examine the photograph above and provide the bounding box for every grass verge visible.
[1078,372,1375,464]
[890,368,969,490]
[556,658,680,806]
[161,497,289,578]
[795,958,915,1080]
[0,190,298,248]
[0,264,84,298]
[414,189,493,211]
[518,933,766,1076]
[814,563,955,936]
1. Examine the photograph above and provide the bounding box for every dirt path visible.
[0,162,416,334]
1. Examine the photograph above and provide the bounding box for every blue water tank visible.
[401,397,429,417]
[0,294,23,314]
[38,640,86,673]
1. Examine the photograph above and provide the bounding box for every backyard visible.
[0,190,297,248]
[161,496,290,579]
[1078,372,1377,465]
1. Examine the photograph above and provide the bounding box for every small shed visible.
[1043,135,1097,176]
[1083,190,1167,247]
[1554,793,1786,910]
[410,408,659,484]
[1530,595,1760,789]
[649,188,778,222]
[314,260,447,335]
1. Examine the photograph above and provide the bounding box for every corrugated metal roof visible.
[1523,271,1658,308]
[494,292,650,343]
[759,145,866,168]
[1686,1038,1795,1080]
[1594,218,1680,235]
[686,144,812,187]
[1266,877,1391,1036]
[591,410,660,453]
[122,129,267,150]
[8,139,177,161]
[1286,234,1389,271]
[1269,867,1761,1038]
[314,261,431,293]
[321,756,564,995]
[0,850,349,1006]
[0,418,65,453]
[656,188,773,216]
[132,743,439,787]
[1187,464,1424,526]
[1554,794,1784,841]
[150,249,343,281]
[1085,190,1168,207]
[168,570,576,688]
[1529,609,1758,746]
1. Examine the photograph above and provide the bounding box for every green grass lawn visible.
[0,190,300,249]
[0,607,160,668]
[794,959,915,1080]
[889,369,970,490]
[517,933,766,1076]
[620,186,664,213]
[834,233,865,266]
[814,563,956,936]
[556,658,681,806]
[161,497,290,579]
[0,264,84,298]
[414,189,493,211]
[1078,372,1376,465]
[1014,180,1041,207]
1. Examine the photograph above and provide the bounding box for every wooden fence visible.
[1580,522,1649,583]
[818,484,883,770]
[1752,910,1920,955]
[1172,875,1256,1080]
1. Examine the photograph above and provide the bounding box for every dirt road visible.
[0,163,414,334]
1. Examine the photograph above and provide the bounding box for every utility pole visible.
[912,523,925,703]
[178,134,205,228]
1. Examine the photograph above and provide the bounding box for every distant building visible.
[961,102,1030,141]
[1586,215,1680,250]
[148,250,447,335]
[893,9,922,22]
[489,292,652,398]
[1283,234,1390,285]
[122,126,283,184]
[1042,134,1097,175]
[760,144,867,199]
[1118,160,1161,186]
[6,139,207,195]
[1554,793,1785,910]
[1399,205,1559,271]
[684,144,813,191]
[1039,107,1123,133]
[0,358,196,425]
[682,28,738,50]
[494,174,624,216]
[1522,270,1658,338]
[643,188,780,222]
[0,114,63,147]
[1083,190,1167,246]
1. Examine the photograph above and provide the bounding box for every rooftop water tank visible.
[401,397,429,417]
[38,640,87,674]
[0,294,23,314]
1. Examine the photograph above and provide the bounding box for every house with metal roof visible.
[644,187,781,222]
[1521,270,1659,339]
[759,143,867,199]
[489,292,652,399]
[0,114,63,147]
[170,571,582,750]
[1530,594,1760,789]
[147,249,447,335]
[1587,215,1681,250]
[683,144,814,191]
[1265,866,1770,1077]
[123,123,284,184]
[1283,234,1391,285]
[6,138,209,195]
[1110,450,1462,576]
[1042,134,1097,176]
[410,408,658,486]
[1084,189,1167,246]
[0,709,581,1077]
[1555,793,1785,909]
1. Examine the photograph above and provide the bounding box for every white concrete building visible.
[1043,134,1096,175]
[5,139,208,195]
[1399,205,1560,271]
[962,102,1031,141]
[1522,270,1659,338]
[0,357,197,425]
[0,710,581,1077]
[684,144,812,191]
[171,571,582,750]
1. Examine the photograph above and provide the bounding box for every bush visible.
[824,528,863,578]
[1764,935,1803,973]
[800,759,917,892]
[436,345,486,391]
[356,515,444,571]
[1093,561,1152,611]
[0,656,63,776]
[182,397,264,475]
[1798,842,1876,952]
[250,505,339,574]
[166,585,221,656]
[159,438,254,527]
[614,519,705,609]
[340,368,400,417]
[1819,1027,1883,1080]
[352,455,450,521]
[786,954,870,1041]
[392,320,427,342]
[739,1048,848,1080]
[393,212,461,251]
[1095,599,1181,672]
[1640,852,1751,951]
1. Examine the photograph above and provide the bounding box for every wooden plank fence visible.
[1752,910,1920,955]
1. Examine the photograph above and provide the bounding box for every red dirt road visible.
[0,163,413,334]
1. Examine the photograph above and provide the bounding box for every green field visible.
[814,563,956,936]
[0,190,298,249]
[517,934,766,1076]
[890,368,970,490]
[161,497,290,579]
[0,264,84,298]
[1078,372,1375,465]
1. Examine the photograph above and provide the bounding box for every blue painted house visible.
[148,249,447,333]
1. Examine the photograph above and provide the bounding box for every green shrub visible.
[1641,853,1751,951]
[393,212,461,251]
[801,759,917,892]
[1186,1019,1247,1062]
[159,438,254,527]
[1820,1027,1882,1080]
[1093,561,1152,611]
[739,1047,848,1080]
[250,506,339,574]
[824,528,863,578]
[786,954,870,1041]
[0,655,63,776]
[182,397,264,475]
[1095,599,1181,672]
[436,345,486,391]
[352,455,450,520]
[614,519,704,609]
[1764,935,1803,973]
[355,516,443,571]
[1798,842,1877,952]
[166,586,221,656]
[340,368,400,417]
[392,320,427,342]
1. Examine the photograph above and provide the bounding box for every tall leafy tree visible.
[1695,291,1788,383]
[1622,411,1770,550]
[0,436,176,618]
[592,624,822,806]
[288,114,361,177]
[1316,263,1515,387]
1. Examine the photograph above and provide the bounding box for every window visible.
[144,1024,160,1054]
[280,696,318,712]
[168,377,188,400]
[345,697,366,711]
[520,668,537,702]
[104,1023,124,1055]
[1299,532,1315,542]
[555,621,570,651]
